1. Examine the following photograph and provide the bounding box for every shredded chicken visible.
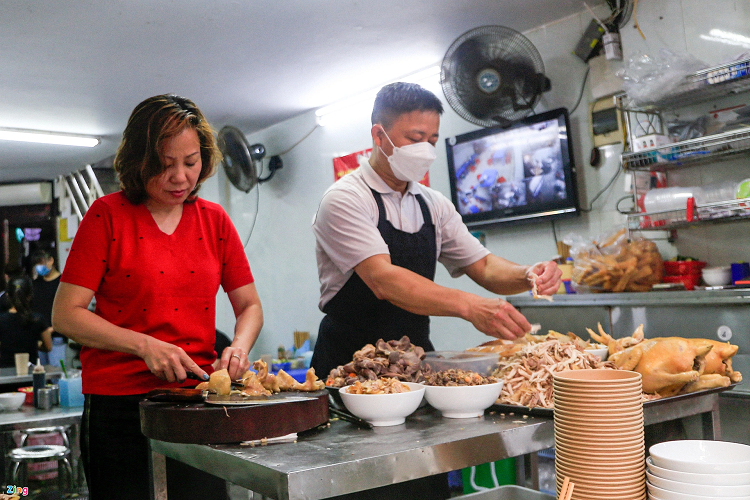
[493,339,615,409]
[528,271,554,302]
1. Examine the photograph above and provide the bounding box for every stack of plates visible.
[553,369,646,500]
[647,440,750,500]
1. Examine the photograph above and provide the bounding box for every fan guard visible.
[441,25,550,127]
[218,126,259,193]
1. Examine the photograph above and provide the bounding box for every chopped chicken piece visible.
[274,369,298,391]
[253,360,281,393]
[207,369,232,396]
[239,370,271,396]
[293,368,325,391]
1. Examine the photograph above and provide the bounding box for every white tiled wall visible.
[203,2,750,357]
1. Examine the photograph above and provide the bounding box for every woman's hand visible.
[140,336,209,383]
[526,261,562,297]
[214,345,250,381]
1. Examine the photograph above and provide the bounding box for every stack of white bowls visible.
[553,369,646,500]
[647,440,750,500]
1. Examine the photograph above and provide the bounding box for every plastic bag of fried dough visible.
[565,228,664,293]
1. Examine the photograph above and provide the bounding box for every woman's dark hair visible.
[371,82,444,129]
[114,94,222,204]
[7,275,34,326]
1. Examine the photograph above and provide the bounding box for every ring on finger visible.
[232,354,242,360]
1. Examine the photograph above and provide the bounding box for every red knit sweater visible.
[61,191,254,395]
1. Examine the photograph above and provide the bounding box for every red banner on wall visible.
[332,148,430,186]
[333,148,371,182]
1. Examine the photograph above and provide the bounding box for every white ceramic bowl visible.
[339,382,425,426]
[649,440,750,474]
[646,481,742,500]
[702,266,732,286]
[423,381,503,418]
[647,470,750,497]
[647,457,750,486]
[584,346,608,361]
[0,392,26,411]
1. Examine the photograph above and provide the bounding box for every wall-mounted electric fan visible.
[441,25,551,128]
[217,126,282,193]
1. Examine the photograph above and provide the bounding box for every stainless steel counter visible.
[0,366,64,388]
[0,404,82,432]
[507,289,750,397]
[148,390,723,500]
[507,288,750,307]
[150,407,554,500]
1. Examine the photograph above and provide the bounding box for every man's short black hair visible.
[371,82,444,129]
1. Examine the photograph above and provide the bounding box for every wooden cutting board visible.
[139,390,329,444]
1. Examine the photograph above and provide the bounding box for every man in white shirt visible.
[311,82,561,382]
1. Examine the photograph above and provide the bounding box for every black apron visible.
[312,188,437,378]
[313,188,451,500]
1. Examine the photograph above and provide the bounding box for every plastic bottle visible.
[32,359,46,408]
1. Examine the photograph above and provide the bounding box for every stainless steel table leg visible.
[150,449,168,500]
[529,452,539,490]
[702,397,722,440]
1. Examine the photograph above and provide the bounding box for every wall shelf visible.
[622,127,750,171]
[627,197,750,231]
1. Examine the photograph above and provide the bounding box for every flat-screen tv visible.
[445,107,580,228]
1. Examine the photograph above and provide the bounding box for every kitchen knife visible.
[204,393,316,405]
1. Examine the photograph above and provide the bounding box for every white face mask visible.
[379,127,436,183]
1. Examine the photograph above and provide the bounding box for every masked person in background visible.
[53,94,263,500]
[311,82,560,500]
[31,249,67,367]
[0,275,53,368]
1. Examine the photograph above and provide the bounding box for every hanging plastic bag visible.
[564,228,664,293]
[616,49,707,107]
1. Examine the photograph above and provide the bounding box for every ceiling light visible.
[700,29,750,48]
[315,65,442,125]
[0,128,100,147]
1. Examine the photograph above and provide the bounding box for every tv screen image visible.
[446,107,579,228]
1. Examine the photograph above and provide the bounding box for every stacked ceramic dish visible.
[647,440,750,500]
[553,369,646,500]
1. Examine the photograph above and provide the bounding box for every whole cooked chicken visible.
[609,337,712,396]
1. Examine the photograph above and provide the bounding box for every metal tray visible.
[489,383,740,418]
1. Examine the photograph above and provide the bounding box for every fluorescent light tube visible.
[0,128,100,147]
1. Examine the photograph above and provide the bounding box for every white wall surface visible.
[203,1,750,360]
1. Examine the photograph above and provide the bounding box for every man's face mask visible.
[35,264,50,277]
[379,127,436,183]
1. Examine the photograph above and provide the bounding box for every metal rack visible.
[627,196,750,231]
[621,58,750,235]
[622,127,750,170]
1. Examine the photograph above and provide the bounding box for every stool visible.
[7,445,74,490]
[19,426,71,449]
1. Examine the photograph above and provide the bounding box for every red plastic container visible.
[18,386,33,405]
[663,274,701,291]
[663,260,706,276]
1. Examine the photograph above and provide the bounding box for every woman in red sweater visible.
[53,94,263,500]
